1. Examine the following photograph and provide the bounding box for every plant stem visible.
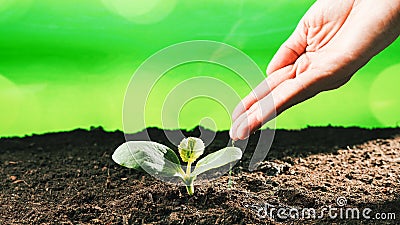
[186,161,192,176]
[227,164,233,189]
[185,179,194,195]
[184,162,194,195]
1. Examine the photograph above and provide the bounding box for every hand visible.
[230,0,400,140]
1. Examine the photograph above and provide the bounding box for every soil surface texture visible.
[1,126,399,224]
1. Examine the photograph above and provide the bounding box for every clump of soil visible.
[1,126,399,224]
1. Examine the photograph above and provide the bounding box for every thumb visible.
[266,21,307,75]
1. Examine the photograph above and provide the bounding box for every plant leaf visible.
[191,147,242,177]
[112,141,183,178]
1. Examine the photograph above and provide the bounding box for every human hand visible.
[230,0,400,140]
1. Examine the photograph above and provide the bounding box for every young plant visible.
[112,137,242,195]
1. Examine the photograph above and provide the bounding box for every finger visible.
[266,21,307,75]
[231,71,319,140]
[231,65,295,122]
[230,98,271,140]
[230,79,269,123]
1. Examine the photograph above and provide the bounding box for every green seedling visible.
[112,137,242,195]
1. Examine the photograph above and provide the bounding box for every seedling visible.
[112,137,242,195]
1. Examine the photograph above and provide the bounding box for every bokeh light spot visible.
[369,63,400,126]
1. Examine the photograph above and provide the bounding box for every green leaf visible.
[112,141,184,178]
[178,137,205,163]
[191,147,242,177]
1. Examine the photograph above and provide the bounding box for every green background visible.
[1,0,399,137]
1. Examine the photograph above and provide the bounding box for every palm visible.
[268,1,358,92]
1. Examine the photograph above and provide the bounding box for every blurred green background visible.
[1,0,399,137]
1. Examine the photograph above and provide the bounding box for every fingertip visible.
[230,113,245,140]
[237,128,250,140]
[229,127,234,139]
[235,117,251,140]
[229,121,240,141]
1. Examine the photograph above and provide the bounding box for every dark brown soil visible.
[1,126,399,224]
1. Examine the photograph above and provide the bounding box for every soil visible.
[1,126,399,224]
